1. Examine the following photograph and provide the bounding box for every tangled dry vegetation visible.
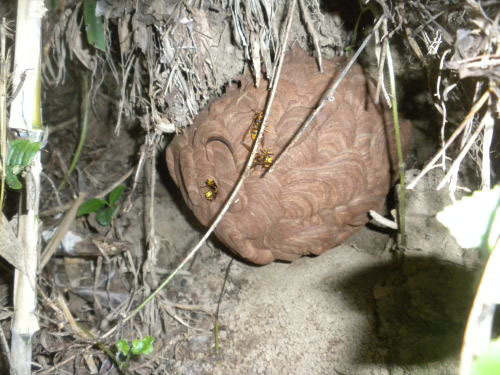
[0,0,498,374]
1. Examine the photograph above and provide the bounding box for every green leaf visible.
[472,338,500,375]
[131,336,155,356]
[77,198,107,216]
[108,185,126,206]
[436,186,500,251]
[23,140,40,166]
[116,339,130,356]
[7,139,41,167]
[7,140,27,166]
[83,0,106,52]
[6,170,22,190]
[96,206,114,226]
[6,140,42,189]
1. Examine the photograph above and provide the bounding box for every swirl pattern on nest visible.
[166,47,411,265]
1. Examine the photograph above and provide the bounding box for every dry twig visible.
[267,16,384,173]
[437,109,493,190]
[35,346,93,375]
[39,193,87,270]
[369,210,398,230]
[298,0,322,72]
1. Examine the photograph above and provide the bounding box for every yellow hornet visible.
[202,178,218,201]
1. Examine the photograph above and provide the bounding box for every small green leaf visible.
[116,339,130,356]
[7,140,28,166]
[77,198,107,216]
[472,338,500,375]
[437,186,500,251]
[131,336,155,355]
[96,206,114,226]
[83,0,106,52]
[108,185,126,206]
[9,139,41,166]
[21,141,41,166]
[6,170,22,190]
[6,140,42,189]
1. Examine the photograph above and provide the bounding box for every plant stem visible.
[58,72,91,190]
[385,38,406,248]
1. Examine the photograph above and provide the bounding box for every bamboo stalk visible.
[8,1,45,375]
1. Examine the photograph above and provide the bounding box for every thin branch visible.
[298,0,323,72]
[374,26,390,105]
[123,142,148,213]
[100,0,299,340]
[56,294,93,339]
[114,53,135,135]
[481,94,494,190]
[436,50,452,169]
[437,109,490,190]
[267,16,384,173]
[143,131,162,324]
[39,193,87,270]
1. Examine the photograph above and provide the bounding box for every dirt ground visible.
[113,164,480,375]
[36,118,482,374]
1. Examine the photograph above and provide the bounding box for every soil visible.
[131,167,480,375]
[34,118,482,374]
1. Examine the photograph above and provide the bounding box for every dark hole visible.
[319,1,363,31]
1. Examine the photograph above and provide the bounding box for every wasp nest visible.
[166,47,411,265]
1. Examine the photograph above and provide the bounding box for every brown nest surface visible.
[166,47,411,264]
